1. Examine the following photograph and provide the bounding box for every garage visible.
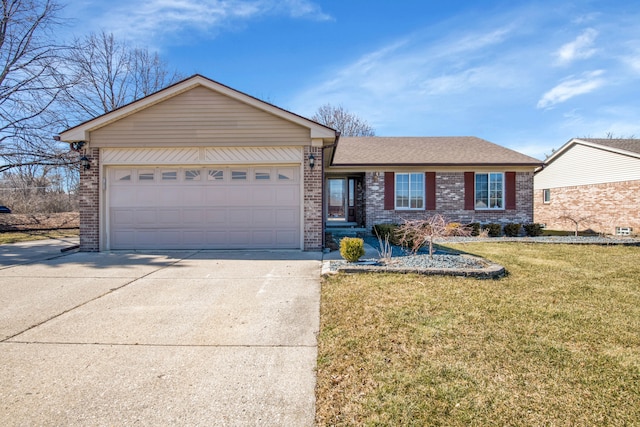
[59,75,335,251]
[108,165,301,249]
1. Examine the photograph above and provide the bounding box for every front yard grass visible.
[316,243,640,426]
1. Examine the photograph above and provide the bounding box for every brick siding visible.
[364,171,534,230]
[534,180,640,235]
[79,147,100,251]
[303,146,323,250]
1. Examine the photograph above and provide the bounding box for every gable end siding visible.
[535,144,640,189]
[90,86,310,147]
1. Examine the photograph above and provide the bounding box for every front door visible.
[327,178,357,223]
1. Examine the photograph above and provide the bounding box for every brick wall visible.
[79,147,100,251]
[364,171,534,229]
[534,180,640,235]
[303,146,323,250]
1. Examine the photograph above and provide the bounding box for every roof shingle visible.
[331,136,541,166]
[576,138,640,156]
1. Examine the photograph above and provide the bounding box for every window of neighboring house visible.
[543,189,551,203]
[395,173,424,209]
[475,173,504,210]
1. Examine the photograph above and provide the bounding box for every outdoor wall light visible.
[309,153,315,169]
[80,155,91,170]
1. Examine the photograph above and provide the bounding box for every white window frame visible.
[475,172,505,210]
[543,189,551,204]
[395,172,425,210]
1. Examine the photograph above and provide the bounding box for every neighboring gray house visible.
[534,138,640,235]
[59,75,541,252]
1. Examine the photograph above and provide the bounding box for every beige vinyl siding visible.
[535,144,640,189]
[90,86,310,147]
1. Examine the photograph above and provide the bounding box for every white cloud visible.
[536,70,606,109]
[555,28,598,65]
[83,0,331,45]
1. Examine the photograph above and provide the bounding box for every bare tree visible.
[396,215,471,259]
[64,31,182,121]
[559,211,595,237]
[0,0,74,173]
[312,103,375,136]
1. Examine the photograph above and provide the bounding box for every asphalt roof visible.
[576,138,640,156]
[331,136,542,166]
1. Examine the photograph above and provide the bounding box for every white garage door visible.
[108,166,301,249]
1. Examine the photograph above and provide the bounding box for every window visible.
[138,170,154,181]
[255,170,270,180]
[115,170,131,181]
[185,169,201,181]
[208,169,224,181]
[395,173,424,209]
[278,168,294,180]
[162,170,177,181]
[231,170,247,180]
[475,173,504,209]
[543,189,551,203]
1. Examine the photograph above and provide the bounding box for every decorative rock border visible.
[322,254,506,279]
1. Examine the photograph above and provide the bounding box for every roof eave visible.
[329,162,543,168]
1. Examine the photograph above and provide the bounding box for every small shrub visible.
[503,223,521,237]
[340,237,365,262]
[372,223,400,245]
[468,222,481,236]
[483,223,502,237]
[523,223,544,237]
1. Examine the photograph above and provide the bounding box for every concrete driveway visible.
[0,248,322,426]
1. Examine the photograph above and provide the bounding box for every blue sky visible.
[61,0,640,159]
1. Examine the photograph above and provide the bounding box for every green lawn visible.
[316,243,640,426]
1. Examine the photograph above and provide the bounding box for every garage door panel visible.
[276,230,297,246]
[275,187,298,204]
[109,166,301,249]
[228,209,251,225]
[252,188,274,204]
[275,208,297,225]
[157,230,182,245]
[204,188,227,204]
[228,231,251,246]
[135,209,157,226]
[137,189,158,205]
[183,230,205,245]
[252,208,274,226]
[112,230,134,247]
[203,231,226,245]
[112,209,134,226]
[183,188,204,205]
[158,209,181,225]
[227,189,251,205]
[159,188,180,204]
[136,230,158,246]
[183,209,204,224]
[253,231,276,246]
[206,209,227,224]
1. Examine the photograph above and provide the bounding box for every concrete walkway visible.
[0,248,322,426]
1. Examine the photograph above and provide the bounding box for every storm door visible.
[327,178,357,222]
